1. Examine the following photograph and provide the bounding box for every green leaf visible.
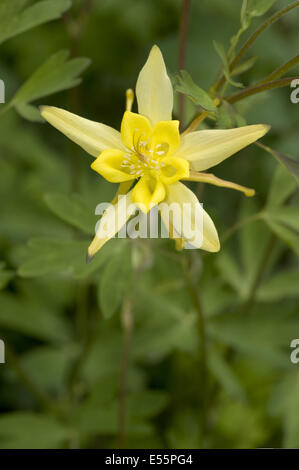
[131,286,197,361]
[0,412,72,449]
[0,0,72,45]
[209,308,299,367]
[247,0,276,17]
[266,206,299,232]
[216,251,245,298]
[213,40,244,88]
[239,201,276,289]
[269,373,299,447]
[266,164,297,208]
[19,345,78,393]
[208,347,247,401]
[0,262,14,289]
[0,292,71,341]
[44,192,96,235]
[216,101,234,128]
[18,237,116,280]
[15,103,44,122]
[260,144,299,185]
[265,219,299,257]
[257,268,299,302]
[216,401,267,448]
[231,56,258,76]
[274,152,299,184]
[99,241,132,319]
[175,70,217,111]
[12,50,91,118]
[166,410,201,449]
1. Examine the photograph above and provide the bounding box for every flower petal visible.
[177,124,270,171]
[136,45,173,125]
[41,106,123,157]
[159,182,220,252]
[91,149,136,183]
[159,156,189,185]
[132,175,166,213]
[87,191,136,261]
[151,120,180,157]
[120,111,152,150]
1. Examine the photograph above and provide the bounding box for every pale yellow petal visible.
[136,45,173,125]
[87,191,136,261]
[41,106,123,157]
[91,149,136,183]
[159,182,220,252]
[132,175,166,213]
[177,124,270,171]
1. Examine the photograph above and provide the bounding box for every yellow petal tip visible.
[245,188,256,197]
[86,251,94,264]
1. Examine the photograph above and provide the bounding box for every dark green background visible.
[0,0,298,449]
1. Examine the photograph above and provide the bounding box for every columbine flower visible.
[41,45,269,260]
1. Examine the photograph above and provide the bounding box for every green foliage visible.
[0,412,72,449]
[0,262,14,289]
[0,0,298,451]
[44,192,96,235]
[213,40,244,88]
[245,0,277,21]
[0,0,71,45]
[98,241,132,319]
[12,50,91,121]
[269,373,299,447]
[18,238,115,279]
[175,71,217,111]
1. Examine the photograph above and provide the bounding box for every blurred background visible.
[0,0,298,449]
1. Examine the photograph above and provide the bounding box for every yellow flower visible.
[41,45,269,260]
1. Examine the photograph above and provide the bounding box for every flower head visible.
[41,45,269,260]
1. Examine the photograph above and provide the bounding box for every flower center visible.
[120,129,170,179]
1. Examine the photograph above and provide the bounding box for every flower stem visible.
[182,110,209,135]
[214,0,299,93]
[118,298,133,449]
[184,254,208,445]
[178,0,191,129]
[225,76,299,104]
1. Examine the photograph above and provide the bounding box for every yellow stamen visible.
[126,89,134,111]
[183,170,255,197]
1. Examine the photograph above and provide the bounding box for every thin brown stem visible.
[184,254,208,444]
[225,77,298,104]
[182,111,209,135]
[118,299,133,449]
[178,0,191,129]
